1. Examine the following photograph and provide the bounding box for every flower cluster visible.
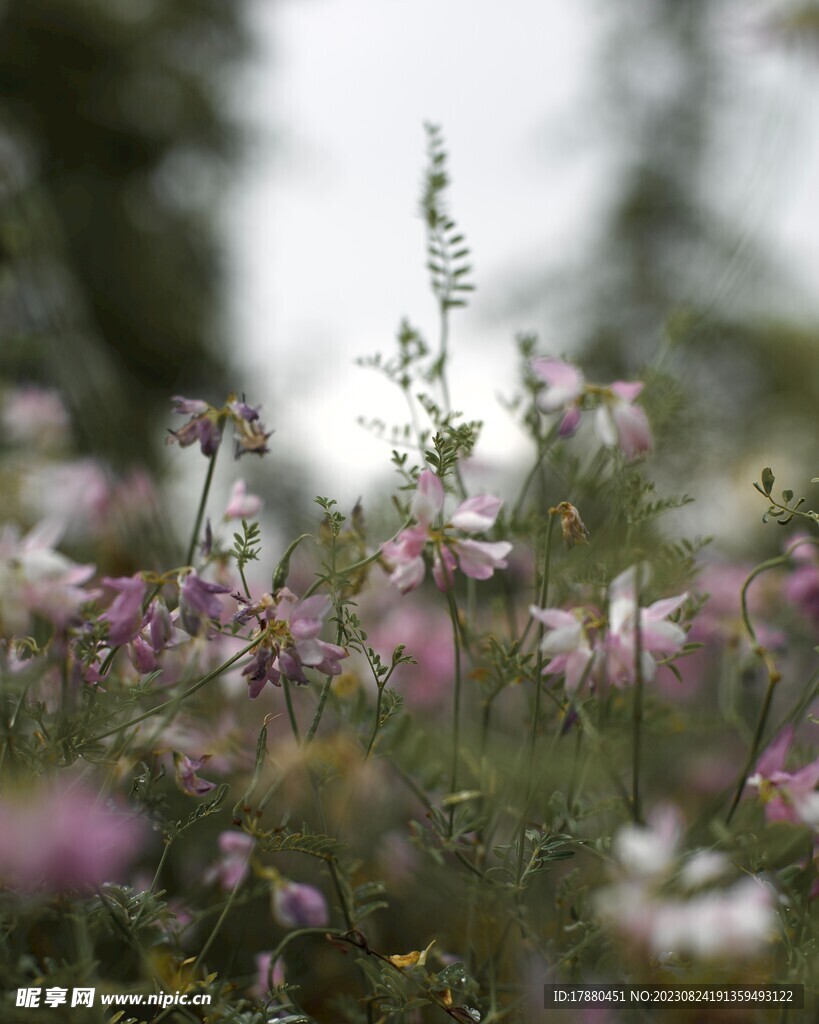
[235,588,348,698]
[167,395,272,458]
[531,356,652,460]
[530,564,689,692]
[381,470,512,594]
[595,807,777,960]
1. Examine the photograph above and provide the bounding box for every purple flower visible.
[179,572,231,636]
[167,396,222,456]
[0,784,145,892]
[228,397,272,458]
[271,880,329,928]
[381,470,512,594]
[253,952,285,996]
[100,574,147,646]
[173,753,217,797]
[205,831,254,890]
[239,588,348,699]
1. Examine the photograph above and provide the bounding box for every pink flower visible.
[173,753,217,797]
[205,831,254,890]
[0,783,145,891]
[748,726,819,826]
[271,880,329,928]
[606,565,688,686]
[236,588,348,698]
[100,574,147,646]
[2,386,71,449]
[531,357,586,436]
[381,470,512,594]
[179,572,231,636]
[224,480,263,520]
[595,382,652,460]
[529,606,597,692]
[253,952,285,996]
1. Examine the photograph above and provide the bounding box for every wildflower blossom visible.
[606,564,688,686]
[0,784,144,891]
[253,953,285,996]
[100,574,147,646]
[236,588,348,698]
[381,470,512,594]
[594,381,652,460]
[747,726,819,827]
[173,753,217,797]
[529,606,597,693]
[531,357,585,436]
[205,831,254,890]
[166,395,272,459]
[271,880,329,928]
[224,479,263,520]
[178,571,231,636]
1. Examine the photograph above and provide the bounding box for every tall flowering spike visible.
[595,381,652,460]
[381,472,512,593]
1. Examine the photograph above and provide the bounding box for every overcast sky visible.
[226,0,819,507]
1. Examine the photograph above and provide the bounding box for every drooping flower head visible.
[167,395,272,459]
[531,357,585,437]
[271,879,329,929]
[595,382,652,461]
[381,470,512,594]
[529,606,598,693]
[179,571,232,636]
[235,587,348,698]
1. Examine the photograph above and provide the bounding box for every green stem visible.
[445,585,463,832]
[80,636,259,746]
[515,511,556,882]
[282,677,301,743]
[185,445,220,568]
[632,562,645,824]
[193,840,254,972]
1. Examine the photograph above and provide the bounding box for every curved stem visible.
[81,636,259,746]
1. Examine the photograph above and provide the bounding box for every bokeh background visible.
[2,0,819,551]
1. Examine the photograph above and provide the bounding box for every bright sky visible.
[226,0,819,508]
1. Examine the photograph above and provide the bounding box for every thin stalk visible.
[515,511,556,882]
[81,636,258,746]
[185,445,220,568]
[445,585,463,833]
[632,563,644,824]
[282,677,301,743]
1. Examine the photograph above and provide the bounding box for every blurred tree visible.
[0,0,249,466]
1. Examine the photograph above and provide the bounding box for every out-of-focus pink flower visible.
[179,572,231,636]
[595,382,652,460]
[100,574,147,646]
[236,588,348,698]
[205,831,254,890]
[606,565,688,686]
[173,753,217,797]
[271,880,329,929]
[0,520,98,635]
[224,480,263,520]
[613,805,683,879]
[0,783,144,891]
[22,459,111,539]
[747,726,819,826]
[531,357,585,436]
[252,952,285,996]
[783,535,819,626]
[2,386,71,449]
[529,606,597,693]
[381,470,512,594]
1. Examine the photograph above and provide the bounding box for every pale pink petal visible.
[641,619,686,655]
[389,556,426,593]
[756,727,794,776]
[564,648,594,692]
[610,381,644,403]
[594,405,619,448]
[456,539,512,580]
[432,546,457,591]
[529,607,576,630]
[645,595,688,621]
[558,406,582,437]
[450,494,502,534]
[541,623,584,656]
[532,358,585,412]
[224,480,263,520]
[612,401,652,460]
[412,470,445,525]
